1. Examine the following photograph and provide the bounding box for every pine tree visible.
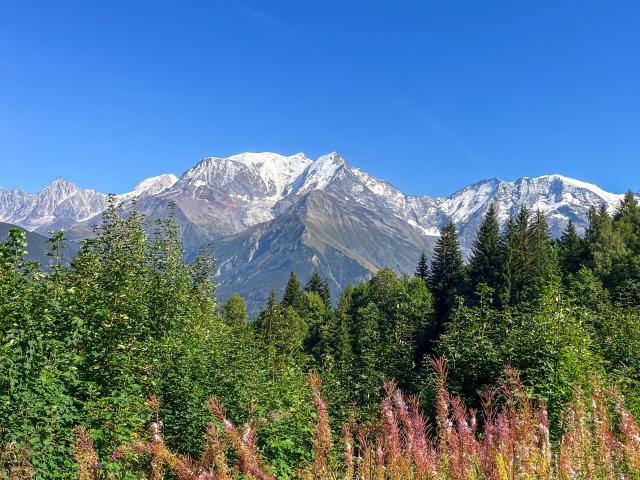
[614,191,640,251]
[255,290,307,358]
[320,278,332,309]
[302,292,329,362]
[501,206,532,305]
[499,215,518,306]
[467,203,501,299]
[415,251,429,283]
[305,269,332,308]
[558,220,584,274]
[527,210,558,298]
[305,270,323,294]
[329,287,354,375]
[427,222,465,321]
[282,270,304,311]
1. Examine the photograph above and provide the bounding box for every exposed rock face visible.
[1,152,629,316]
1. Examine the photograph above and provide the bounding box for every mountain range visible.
[0,152,630,315]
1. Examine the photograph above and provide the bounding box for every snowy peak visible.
[120,174,178,199]
[179,152,312,198]
[0,177,107,232]
[0,152,633,255]
[290,152,348,195]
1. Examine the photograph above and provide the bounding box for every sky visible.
[1,0,639,196]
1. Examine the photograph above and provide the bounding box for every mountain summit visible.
[0,152,629,314]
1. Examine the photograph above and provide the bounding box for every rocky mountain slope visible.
[1,152,630,315]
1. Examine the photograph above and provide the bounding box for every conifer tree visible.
[415,251,429,283]
[499,215,518,306]
[467,203,501,298]
[255,290,307,358]
[558,220,584,274]
[614,191,640,251]
[282,270,304,311]
[427,222,465,320]
[305,269,323,294]
[500,206,533,305]
[528,210,558,293]
[302,292,329,361]
[584,204,626,276]
[305,269,332,308]
[328,287,354,375]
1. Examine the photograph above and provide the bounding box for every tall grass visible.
[71,360,640,480]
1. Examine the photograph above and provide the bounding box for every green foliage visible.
[438,278,601,427]
[282,271,305,311]
[427,222,465,320]
[467,202,501,298]
[414,251,428,283]
[254,291,308,360]
[2,191,640,477]
[304,270,332,309]
[557,220,585,274]
[220,293,248,327]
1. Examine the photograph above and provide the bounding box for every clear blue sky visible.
[1,0,639,196]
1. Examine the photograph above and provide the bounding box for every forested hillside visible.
[1,193,640,478]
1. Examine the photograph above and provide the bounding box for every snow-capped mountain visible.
[0,173,178,233]
[0,151,631,315]
[119,174,179,200]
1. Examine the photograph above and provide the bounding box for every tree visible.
[467,203,501,299]
[255,290,308,358]
[428,222,465,321]
[220,293,247,327]
[415,251,429,283]
[282,271,304,311]
[302,292,330,362]
[499,206,552,306]
[528,210,558,296]
[558,220,585,275]
[305,269,332,308]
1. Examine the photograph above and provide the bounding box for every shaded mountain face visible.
[214,190,437,315]
[1,151,629,316]
[0,222,78,266]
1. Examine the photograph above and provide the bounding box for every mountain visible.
[215,189,437,314]
[0,152,630,316]
[0,222,79,265]
[0,174,178,235]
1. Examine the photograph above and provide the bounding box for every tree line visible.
[1,193,639,477]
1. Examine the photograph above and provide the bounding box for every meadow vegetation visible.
[1,193,640,478]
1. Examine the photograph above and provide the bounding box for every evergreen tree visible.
[255,290,307,358]
[327,287,354,375]
[305,269,332,308]
[427,222,465,321]
[584,204,626,277]
[614,191,640,251]
[499,206,534,305]
[220,293,248,327]
[498,215,518,307]
[415,251,429,283]
[467,203,501,298]
[302,292,330,362]
[528,210,558,295]
[558,220,585,274]
[282,270,304,311]
[305,269,323,294]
